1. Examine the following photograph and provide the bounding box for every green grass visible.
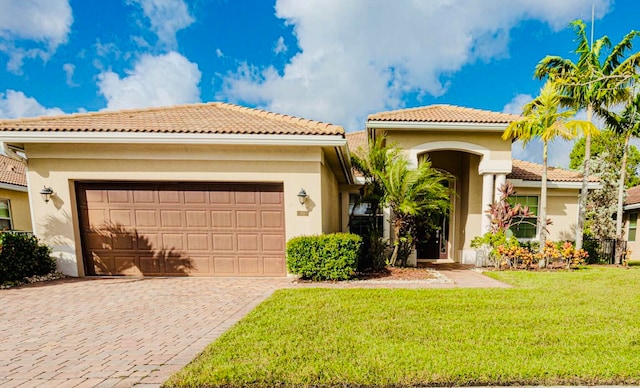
[165,267,640,387]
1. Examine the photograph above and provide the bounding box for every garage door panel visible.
[212,234,235,252]
[237,234,259,251]
[158,190,181,204]
[160,210,184,227]
[139,256,163,274]
[184,191,206,204]
[112,233,135,250]
[235,191,257,204]
[133,190,155,203]
[213,256,236,274]
[236,211,258,228]
[211,210,233,228]
[187,233,209,250]
[261,211,283,228]
[185,210,207,227]
[137,233,159,250]
[107,190,130,203]
[161,233,185,251]
[109,209,132,227]
[78,182,285,276]
[238,257,260,274]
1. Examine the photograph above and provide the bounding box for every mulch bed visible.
[355,266,437,280]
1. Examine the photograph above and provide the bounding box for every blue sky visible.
[1,0,639,167]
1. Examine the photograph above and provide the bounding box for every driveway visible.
[0,277,292,387]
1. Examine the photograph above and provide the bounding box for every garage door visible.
[76,182,286,277]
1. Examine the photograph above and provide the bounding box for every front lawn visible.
[165,267,640,387]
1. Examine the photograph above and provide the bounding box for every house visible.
[0,154,31,232]
[623,185,640,260]
[0,102,596,276]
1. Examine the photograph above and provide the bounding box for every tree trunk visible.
[576,105,593,251]
[389,222,401,267]
[615,133,630,264]
[539,141,548,269]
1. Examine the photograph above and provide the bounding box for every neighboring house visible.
[0,154,31,232]
[0,102,597,276]
[623,185,640,261]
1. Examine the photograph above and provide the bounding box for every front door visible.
[417,213,448,260]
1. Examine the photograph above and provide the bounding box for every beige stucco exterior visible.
[0,188,32,231]
[623,211,640,261]
[509,187,578,241]
[24,142,344,276]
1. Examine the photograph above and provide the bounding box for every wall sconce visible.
[297,188,308,205]
[39,186,54,203]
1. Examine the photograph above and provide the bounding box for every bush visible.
[0,233,55,284]
[287,233,362,281]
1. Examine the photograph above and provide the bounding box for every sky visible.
[1,0,639,168]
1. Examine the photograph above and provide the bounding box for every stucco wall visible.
[0,188,32,231]
[320,154,341,233]
[24,143,331,276]
[509,187,579,241]
[623,212,640,261]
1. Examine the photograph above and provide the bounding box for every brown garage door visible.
[76,182,286,277]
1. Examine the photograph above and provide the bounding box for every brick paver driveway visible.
[0,277,292,387]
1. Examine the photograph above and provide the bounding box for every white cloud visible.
[129,0,194,49]
[0,0,73,72]
[215,48,224,58]
[0,90,64,118]
[97,51,201,110]
[274,36,287,55]
[63,63,78,87]
[502,94,533,115]
[219,0,611,130]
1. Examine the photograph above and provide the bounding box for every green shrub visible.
[286,233,362,281]
[0,233,55,283]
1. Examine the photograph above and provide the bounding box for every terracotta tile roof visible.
[625,185,640,206]
[345,130,368,155]
[0,155,26,187]
[508,160,598,183]
[0,102,344,136]
[367,104,520,124]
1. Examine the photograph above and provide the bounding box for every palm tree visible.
[375,152,451,267]
[502,81,598,267]
[594,92,640,256]
[534,19,640,250]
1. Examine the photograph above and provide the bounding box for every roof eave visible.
[365,120,509,131]
[508,179,601,190]
[1,132,347,147]
[0,182,27,192]
[624,203,640,211]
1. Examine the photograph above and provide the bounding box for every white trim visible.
[509,179,601,190]
[0,182,27,192]
[624,203,640,211]
[366,121,508,132]
[478,159,512,175]
[1,133,347,146]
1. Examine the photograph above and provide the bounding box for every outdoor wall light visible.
[39,186,54,203]
[297,188,308,205]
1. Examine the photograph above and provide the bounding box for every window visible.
[348,194,383,237]
[629,213,637,242]
[0,199,12,230]
[508,195,538,239]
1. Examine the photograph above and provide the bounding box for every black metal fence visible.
[583,238,627,264]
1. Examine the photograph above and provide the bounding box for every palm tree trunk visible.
[389,222,401,266]
[615,133,630,264]
[576,105,593,250]
[539,141,548,269]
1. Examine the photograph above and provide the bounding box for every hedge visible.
[286,233,362,281]
[0,233,55,284]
